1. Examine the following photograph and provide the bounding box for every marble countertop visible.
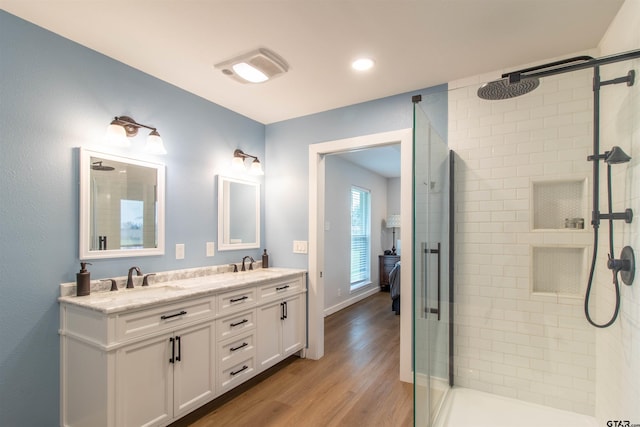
[58,267,306,314]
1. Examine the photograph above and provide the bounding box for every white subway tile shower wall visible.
[596,0,640,420]
[448,66,597,415]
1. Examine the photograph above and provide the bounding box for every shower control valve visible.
[607,257,631,273]
[607,246,635,286]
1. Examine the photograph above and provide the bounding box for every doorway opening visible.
[307,128,413,382]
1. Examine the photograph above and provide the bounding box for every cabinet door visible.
[173,322,216,418]
[256,300,283,372]
[282,294,305,356]
[117,334,173,427]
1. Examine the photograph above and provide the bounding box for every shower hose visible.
[584,164,621,328]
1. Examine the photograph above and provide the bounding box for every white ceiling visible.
[1,0,624,126]
[333,144,401,178]
[1,1,624,179]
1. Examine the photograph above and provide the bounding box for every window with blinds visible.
[350,186,371,289]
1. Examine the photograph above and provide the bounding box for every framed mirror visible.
[79,148,165,259]
[218,176,260,251]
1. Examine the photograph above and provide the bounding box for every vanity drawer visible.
[218,287,256,315]
[257,277,304,302]
[218,355,256,394]
[115,296,216,342]
[218,330,256,368]
[217,309,255,341]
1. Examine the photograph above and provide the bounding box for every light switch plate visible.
[206,242,215,257]
[176,243,185,260]
[293,240,308,254]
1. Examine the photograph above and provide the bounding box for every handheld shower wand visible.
[584,143,635,328]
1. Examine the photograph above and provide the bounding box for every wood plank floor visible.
[174,291,413,427]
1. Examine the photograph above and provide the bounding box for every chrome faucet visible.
[241,256,255,271]
[126,266,142,288]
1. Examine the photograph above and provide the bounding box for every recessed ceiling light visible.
[352,57,375,71]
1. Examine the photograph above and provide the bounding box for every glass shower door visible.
[413,100,451,426]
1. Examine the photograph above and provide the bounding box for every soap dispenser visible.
[76,262,92,296]
[262,249,269,268]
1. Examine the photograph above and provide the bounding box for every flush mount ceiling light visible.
[232,149,264,175]
[106,116,167,154]
[351,57,375,71]
[215,48,289,84]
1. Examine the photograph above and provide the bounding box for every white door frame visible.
[307,128,413,382]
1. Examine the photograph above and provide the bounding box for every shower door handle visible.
[424,242,441,321]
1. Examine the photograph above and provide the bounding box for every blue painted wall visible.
[264,87,447,269]
[0,10,447,425]
[0,11,265,425]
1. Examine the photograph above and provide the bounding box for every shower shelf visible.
[531,178,588,231]
[532,245,587,296]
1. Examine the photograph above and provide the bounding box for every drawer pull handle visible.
[276,285,290,291]
[230,296,249,303]
[169,337,175,364]
[230,342,248,352]
[230,365,249,376]
[161,310,187,320]
[230,319,248,327]
[175,336,181,362]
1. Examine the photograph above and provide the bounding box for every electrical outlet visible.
[176,243,185,260]
[206,242,215,257]
[338,288,342,296]
[293,240,308,254]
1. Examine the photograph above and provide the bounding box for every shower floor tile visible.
[433,387,597,427]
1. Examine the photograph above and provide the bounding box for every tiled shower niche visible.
[531,178,588,295]
[532,178,587,230]
[532,246,587,295]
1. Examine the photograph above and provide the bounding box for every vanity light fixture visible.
[215,48,289,84]
[106,116,167,155]
[232,149,264,175]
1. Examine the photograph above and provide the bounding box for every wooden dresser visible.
[379,254,400,291]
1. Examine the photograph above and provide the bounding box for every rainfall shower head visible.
[605,146,631,164]
[91,161,115,171]
[477,55,601,101]
[477,77,540,100]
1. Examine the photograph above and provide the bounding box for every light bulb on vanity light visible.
[249,158,264,175]
[105,119,130,147]
[144,130,167,155]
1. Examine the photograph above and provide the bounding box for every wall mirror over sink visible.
[79,148,165,259]
[218,175,260,251]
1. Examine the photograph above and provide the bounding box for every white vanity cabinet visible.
[60,295,217,427]
[116,320,216,426]
[60,269,306,427]
[256,277,306,372]
[216,288,258,394]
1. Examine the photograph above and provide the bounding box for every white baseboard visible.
[324,286,382,316]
